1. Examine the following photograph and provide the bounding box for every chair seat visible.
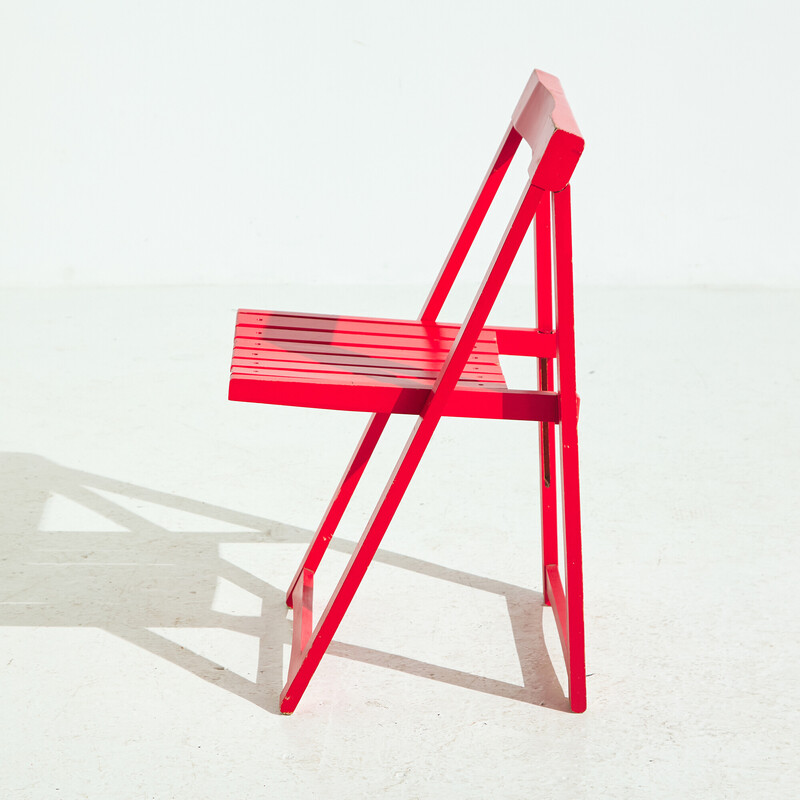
[229,309,558,421]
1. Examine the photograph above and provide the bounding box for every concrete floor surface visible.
[0,284,797,798]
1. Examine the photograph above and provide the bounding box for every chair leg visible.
[280,409,444,713]
[286,412,390,608]
[559,409,585,713]
[535,190,558,604]
[539,414,558,605]
[552,185,586,713]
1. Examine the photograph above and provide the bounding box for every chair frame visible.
[229,69,586,714]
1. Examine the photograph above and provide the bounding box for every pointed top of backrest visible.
[512,69,584,192]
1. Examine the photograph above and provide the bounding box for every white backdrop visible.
[1,0,797,288]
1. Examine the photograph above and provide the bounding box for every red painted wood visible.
[285,568,314,689]
[238,313,550,357]
[553,185,586,713]
[236,315,497,347]
[229,374,559,422]
[233,335,500,363]
[234,324,482,353]
[545,564,568,653]
[536,193,559,606]
[489,326,557,358]
[286,413,390,608]
[228,68,587,715]
[512,70,584,192]
[231,357,505,384]
[237,310,496,342]
[232,350,496,374]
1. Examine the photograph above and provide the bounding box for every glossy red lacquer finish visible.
[228,69,587,714]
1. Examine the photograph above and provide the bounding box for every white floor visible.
[0,284,797,798]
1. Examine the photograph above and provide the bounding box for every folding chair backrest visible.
[513,69,584,191]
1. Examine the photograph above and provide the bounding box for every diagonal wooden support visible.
[286,412,389,608]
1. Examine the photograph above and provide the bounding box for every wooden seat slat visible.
[232,344,498,371]
[231,354,505,381]
[234,326,497,354]
[230,363,504,386]
[236,310,494,342]
[232,337,500,364]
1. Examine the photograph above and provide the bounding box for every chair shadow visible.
[0,452,568,714]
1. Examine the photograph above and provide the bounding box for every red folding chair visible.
[228,69,586,713]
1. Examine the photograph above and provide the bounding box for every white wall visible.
[1,0,797,288]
